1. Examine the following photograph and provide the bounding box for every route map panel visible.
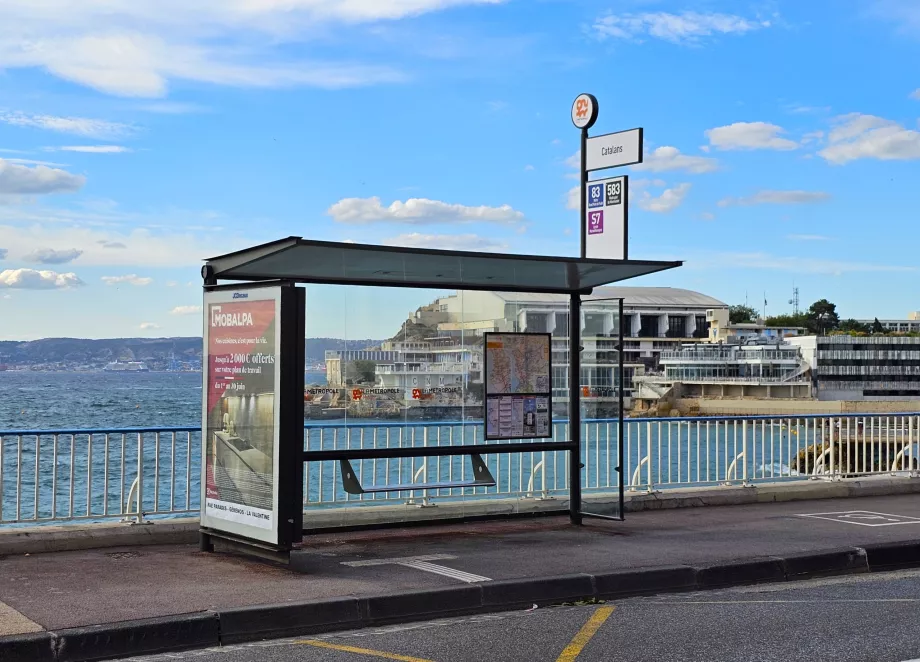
[484,333,552,440]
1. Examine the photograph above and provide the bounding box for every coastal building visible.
[788,335,920,401]
[634,338,812,404]
[854,313,920,334]
[324,348,399,386]
[422,287,728,408]
[706,308,806,343]
[373,340,479,397]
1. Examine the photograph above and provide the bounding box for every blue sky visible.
[1,0,919,340]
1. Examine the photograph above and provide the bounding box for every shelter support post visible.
[569,291,582,525]
[199,266,216,554]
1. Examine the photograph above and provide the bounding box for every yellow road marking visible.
[555,606,616,662]
[294,639,435,662]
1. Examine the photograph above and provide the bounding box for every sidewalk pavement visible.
[2,493,920,661]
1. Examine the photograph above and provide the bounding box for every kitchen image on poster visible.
[201,288,281,544]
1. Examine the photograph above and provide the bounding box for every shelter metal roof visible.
[205,237,682,294]
[493,287,725,308]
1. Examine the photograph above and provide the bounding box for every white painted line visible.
[399,560,491,584]
[0,599,44,636]
[341,554,491,583]
[343,554,458,567]
[796,511,920,527]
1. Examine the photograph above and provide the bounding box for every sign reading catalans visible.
[201,288,281,545]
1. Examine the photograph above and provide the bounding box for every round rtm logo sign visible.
[571,93,598,130]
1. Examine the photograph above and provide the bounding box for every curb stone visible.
[1,540,918,662]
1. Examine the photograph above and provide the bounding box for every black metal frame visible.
[199,280,305,554]
[203,236,680,295]
[199,232,676,557]
[481,331,554,441]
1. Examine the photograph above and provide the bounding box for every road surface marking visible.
[556,606,615,662]
[295,639,434,661]
[343,555,492,583]
[0,600,43,636]
[796,511,920,527]
[343,554,459,567]
[398,560,491,583]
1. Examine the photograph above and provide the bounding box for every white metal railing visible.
[1,413,918,526]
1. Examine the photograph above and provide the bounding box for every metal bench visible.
[339,453,496,495]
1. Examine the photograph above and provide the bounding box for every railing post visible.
[829,417,837,481]
[645,421,653,492]
[134,432,146,524]
[742,420,750,487]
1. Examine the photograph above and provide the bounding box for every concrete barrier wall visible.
[682,399,920,416]
[3,476,920,556]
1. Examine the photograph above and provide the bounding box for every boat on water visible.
[103,360,150,373]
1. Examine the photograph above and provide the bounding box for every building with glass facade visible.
[635,340,813,400]
[789,335,920,401]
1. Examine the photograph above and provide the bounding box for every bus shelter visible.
[198,236,681,561]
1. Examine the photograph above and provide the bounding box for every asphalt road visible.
[118,569,920,662]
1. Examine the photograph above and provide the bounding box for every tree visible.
[806,299,840,335]
[765,313,808,328]
[352,360,377,384]
[838,319,870,334]
[872,318,886,334]
[729,304,757,324]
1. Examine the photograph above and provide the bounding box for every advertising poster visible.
[483,333,552,440]
[201,288,281,544]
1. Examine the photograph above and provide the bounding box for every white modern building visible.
[420,287,728,408]
[635,338,813,403]
[706,308,806,343]
[373,340,478,398]
[789,335,920,401]
[855,313,920,334]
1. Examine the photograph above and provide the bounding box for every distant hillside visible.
[0,337,383,367]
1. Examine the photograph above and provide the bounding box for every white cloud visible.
[0,268,84,289]
[787,234,830,241]
[98,240,127,249]
[0,0,500,97]
[24,247,83,264]
[139,322,161,330]
[55,145,132,154]
[5,158,67,167]
[638,183,691,213]
[524,164,535,171]
[911,89,920,101]
[705,122,799,151]
[632,146,718,174]
[170,305,201,316]
[101,274,153,286]
[382,232,508,252]
[698,212,715,221]
[718,190,831,207]
[0,159,85,195]
[818,113,920,165]
[566,186,580,211]
[0,223,239,267]
[327,197,524,225]
[593,11,770,44]
[706,252,914,276]
[565,151,581,169]
[166,280,179,287]
[0,112,131,138]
